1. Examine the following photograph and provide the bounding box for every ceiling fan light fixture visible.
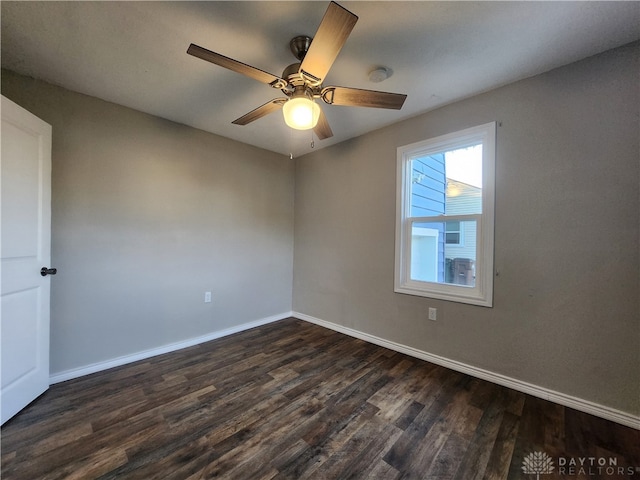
[282,96,320,130]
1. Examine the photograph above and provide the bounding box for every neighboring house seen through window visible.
[395,122,496,306]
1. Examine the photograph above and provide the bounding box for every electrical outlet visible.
[428,307,437,321]
[204,291,212,303]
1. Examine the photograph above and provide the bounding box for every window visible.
[445,220,462,245]
[395,122,496,306]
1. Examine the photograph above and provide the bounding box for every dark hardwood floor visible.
[2,318,638,479]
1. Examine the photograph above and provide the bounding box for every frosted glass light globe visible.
[282,97,320,130]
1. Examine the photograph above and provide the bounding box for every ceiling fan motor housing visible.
[281,62,303,85]
[281,62,322,99]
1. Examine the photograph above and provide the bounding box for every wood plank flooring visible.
[2,318,639,479]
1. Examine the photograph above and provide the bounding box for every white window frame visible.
[394,122,496,307]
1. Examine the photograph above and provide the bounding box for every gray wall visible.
[293,43,639,415]
[2,70,294,375]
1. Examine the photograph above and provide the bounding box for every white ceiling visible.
[2,1,639,157]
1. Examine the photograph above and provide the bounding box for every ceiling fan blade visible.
[321,86,407,110]
[188,44,287,89]
[232,98,287,125]
[299,2,358,84]
[314,106,333,140]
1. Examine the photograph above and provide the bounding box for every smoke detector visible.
[369,67,391,83]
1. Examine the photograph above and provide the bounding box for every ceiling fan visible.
[187,1,407,140]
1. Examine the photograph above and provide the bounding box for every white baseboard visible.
[49,312,292,384]
[293,311,640,430]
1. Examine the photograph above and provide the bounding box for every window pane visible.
[446,221,460,231]
[411,220,477,287]
[409,146,482,219]
[445,145,482,215]
[445,232,460,244]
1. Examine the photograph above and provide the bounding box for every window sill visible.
[394,283,493,307]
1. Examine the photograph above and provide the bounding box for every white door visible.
[1,95,52,424]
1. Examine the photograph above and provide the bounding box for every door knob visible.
[40,267,57,277]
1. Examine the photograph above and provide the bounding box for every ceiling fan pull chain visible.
[288,127,294,159]
[310,131,315,149]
